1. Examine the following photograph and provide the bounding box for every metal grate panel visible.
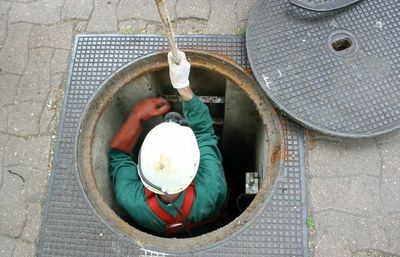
[38,35,307,257]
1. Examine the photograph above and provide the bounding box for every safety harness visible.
[144,182,196,235]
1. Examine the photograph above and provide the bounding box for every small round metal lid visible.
[246,0,400,137]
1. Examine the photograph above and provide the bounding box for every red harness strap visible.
[145,183,195,234]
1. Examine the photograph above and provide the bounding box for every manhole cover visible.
[289,0,363,12]
[247,0,400,137]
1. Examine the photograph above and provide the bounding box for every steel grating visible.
[247,0,400,137]
[37,35,307,257]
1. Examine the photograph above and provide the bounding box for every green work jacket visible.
[109,95,227,235]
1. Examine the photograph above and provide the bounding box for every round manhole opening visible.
[76,50,283,253]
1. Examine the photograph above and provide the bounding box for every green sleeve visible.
[108,149,165,234]
[182,95,227,222]
[108,149,142,203]
[183,95,217,145]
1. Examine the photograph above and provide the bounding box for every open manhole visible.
[76,50,282,252]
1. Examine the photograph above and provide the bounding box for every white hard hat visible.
[138,122,200,195]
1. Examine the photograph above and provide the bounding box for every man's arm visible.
[168,51,214,138]
[168,50,227,220]
[177,86,193,101]
[178,87,215,140]
[110,97,171,153]
[109,149,140,202]
[109,97,170,208]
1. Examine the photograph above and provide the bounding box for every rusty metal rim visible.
[75,50,284,253]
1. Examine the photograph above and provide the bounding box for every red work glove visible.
[110,97,171,153]
[132,97,171,122]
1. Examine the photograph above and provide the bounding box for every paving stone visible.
[0,235,15,257]
[0,134,9,171]
[119,19,148,34]
[0,106,8,132]
[39,67,65,135]
[4,136,51,170]
[12,240,35,257]
[307,136,380,177]
[309,175,382,216]
[376,130,400,170]
[21,202,43,243]
[74,20,88,33]
[25,166,49,202]
[118,0,149,21]
[0,74,18,107]
[376,130,400,214]
[50,72,65,94]
[176,0,209,19]
[0,1,10,47]
[39,72,64,134]
[236,0,256,22]
[340,138,381,176]
[50,50,70,75]
[17,48,52,103]
[9,0,63,24]
[0,170,27,237]
[174,19,207,34]
[0,23,32,74]
[61,0,93,20]
[146,21,163,34]
[207,1,237,34]
[353,249,399,257]
[117,0,176,22]
[307,139,342,176]
[119,20,163,34]
[313,211,383,257]
[0,134,9,190]
[380,214,400,253]
[39,105,55,135]
[31,22,74,50]
[12,0,42,2]
[87,0,118,32]
[381,169,400,214]
[6,101,42,136]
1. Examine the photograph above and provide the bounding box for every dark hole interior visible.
[92,67,268,238]
[332,38,353,51]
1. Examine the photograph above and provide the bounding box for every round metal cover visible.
[289,0,362,12]
[246,0,400,137]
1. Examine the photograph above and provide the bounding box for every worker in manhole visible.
[108,50,228,237]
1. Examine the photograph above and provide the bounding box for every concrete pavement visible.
[306,130,400,257]
[0,0,399,256]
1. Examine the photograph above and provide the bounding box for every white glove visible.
[168,50,191,89]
